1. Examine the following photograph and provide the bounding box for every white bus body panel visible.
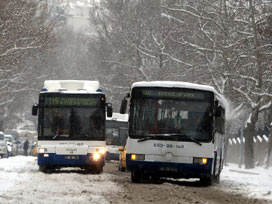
[38,140,106,154]
[126,137,214,164]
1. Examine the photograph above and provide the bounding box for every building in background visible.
[45,0,93,32]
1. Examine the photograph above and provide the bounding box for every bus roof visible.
[42,80,101,93]
[132,81,216,92]
[131,81,228,108]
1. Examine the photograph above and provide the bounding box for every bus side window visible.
[215,106,225,134]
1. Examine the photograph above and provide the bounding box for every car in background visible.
[4,130,19,155]
[118,145,126,172]
[0,132,8,158]
[4,134,17,156]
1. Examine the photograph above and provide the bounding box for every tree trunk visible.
[264,127,272,169]
[244,104,261,169]
[244,123,255,169]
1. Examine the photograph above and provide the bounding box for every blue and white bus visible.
[120,81,227,185]
[32,80,112,173]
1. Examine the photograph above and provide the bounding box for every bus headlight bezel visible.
[131,154,145,161]
[92,152,102,161]
[193,157,208,165]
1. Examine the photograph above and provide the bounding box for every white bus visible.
[32,80,112,173]
[120,81,226,185]
[105,113,128,161]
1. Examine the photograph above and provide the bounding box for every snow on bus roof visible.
[132,81,215,92]
[43,80,101,93]
[131,81,228,108]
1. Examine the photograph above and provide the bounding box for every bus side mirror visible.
[120,99,128,114]
[215,106,222,117]
[215,106,225,134]
[107,103,113,117]
[32,104,38,116]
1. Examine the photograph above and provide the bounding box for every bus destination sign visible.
[44,97,99,106]
[141,89,205,100]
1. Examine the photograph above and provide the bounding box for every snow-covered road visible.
[0,156,271,204]
[0,156,122,204]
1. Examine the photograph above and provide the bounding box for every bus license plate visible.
[65,156,79,160]
[160,167,178,172]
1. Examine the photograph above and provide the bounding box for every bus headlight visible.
[92,152,101,161]
[131,154,145,161]
[193,157,208,165]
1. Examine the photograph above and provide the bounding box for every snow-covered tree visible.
[160,0,272,169]
[89,0,272,168]
[0,0,55,130]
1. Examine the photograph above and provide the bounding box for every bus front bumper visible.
[126,156,213,179]
[38,153,105,167]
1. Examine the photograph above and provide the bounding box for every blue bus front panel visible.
[126,154,213,178]
[38,153,105,167]
[105,152,119,161]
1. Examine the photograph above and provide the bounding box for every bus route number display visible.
[44,97,99,106]
[141,89,205,100]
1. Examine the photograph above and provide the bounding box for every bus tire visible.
[96,165,103,174]
[39,165,48,173]
[200,176,212,186]
[131,170,141,183]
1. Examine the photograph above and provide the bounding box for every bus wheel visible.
[151,174,162,184]
[95,165,103,174]
[200,176,212,186]
[39,165,48,173]
[131,170,141,183]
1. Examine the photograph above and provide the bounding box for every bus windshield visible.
[39,94,105,140]
[106,120,128,146]
[129,88,214,142]
[42,107,104,140]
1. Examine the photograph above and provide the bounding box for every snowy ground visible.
[0,156,271,203]
[220,163,272,201]
[0,156,122,204]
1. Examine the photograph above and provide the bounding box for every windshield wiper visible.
[53,134,69,139]
[138,135,164,143]
[138,133,202,146]
[166,134,202,146]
